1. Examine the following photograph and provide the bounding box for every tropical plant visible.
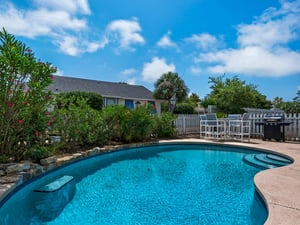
[0,28,56,160]
[153,72,189,111]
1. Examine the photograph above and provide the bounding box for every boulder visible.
[40,156,57,166]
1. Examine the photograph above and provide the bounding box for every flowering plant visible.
[0,28,56,161]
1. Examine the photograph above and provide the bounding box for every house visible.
[48,76,162,113]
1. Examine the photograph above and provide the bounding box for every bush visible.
[50,97,177,152]
[174,103,194,114]
[52,97,110,149]
[56,91,103,111]
[100,105,129,142]
[0,28,56,161]
[0,154,10,163]
[160,102,169,113]
[27,146,56,162]
[152,112,176,138]
[101,105,154,143]
[121,106,153,142]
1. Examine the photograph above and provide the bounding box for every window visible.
[105,98,117,106]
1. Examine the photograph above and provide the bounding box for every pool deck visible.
[160,138,300,225]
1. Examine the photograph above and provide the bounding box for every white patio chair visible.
[199,114,207,138]
[204,113,226,140]
[228,113,251,142]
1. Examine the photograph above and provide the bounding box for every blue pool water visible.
[0,144,267,224]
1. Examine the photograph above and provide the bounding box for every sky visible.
[1,0,300,101]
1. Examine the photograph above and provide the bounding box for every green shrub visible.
[101,105,154,143]
[56,91,103,111]
[0,154,10,163]
[160,102,169,113]
[52,97,111,149]
[28,146,55,162]
[100,105,129,142]
[174,103,194,114]
[121,106,153,142]
[0,28,56,161]
[152,112,176,138]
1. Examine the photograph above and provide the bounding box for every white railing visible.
[174,113,300,141]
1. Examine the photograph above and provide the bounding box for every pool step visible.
[33,175,76,222]
[243,153,291,170]
[266,154,292,164]
[254,154,287,167]
[243,154,276,170]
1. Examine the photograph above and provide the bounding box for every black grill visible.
[255,115,291,142]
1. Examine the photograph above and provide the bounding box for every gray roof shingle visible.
[48,76,154,100]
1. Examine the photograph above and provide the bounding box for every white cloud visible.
[0,1,105,56]
[190,66,202,74]
[32,0,91,14]
[54,68,65,76]
[195,0,300,77]
[55,35,80,56]
[85,38,108,53]
[0,3,87,38]
[120,68,138,75]
[126,78,136,85]
[185,33,220,51]
[106,18,145,49]
[142,57,176,83]
[197,46,300,76]
[54,34,107,56]
[157,31,177,48]
[237,14,299,49]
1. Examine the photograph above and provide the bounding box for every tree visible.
[0,28,56,160]
[292,90,300,112]
[207,75,271,114]
[272,97,285,110]
[271,91,300,113]
[185,93,201,108]
[153,72,189,111]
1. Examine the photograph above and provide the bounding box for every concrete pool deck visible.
[160,138,300,225]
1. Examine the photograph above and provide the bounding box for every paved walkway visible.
[160,138,300,225]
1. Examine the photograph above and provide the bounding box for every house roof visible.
[48,76,155,100]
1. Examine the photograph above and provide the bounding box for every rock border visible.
[0,141,158,202]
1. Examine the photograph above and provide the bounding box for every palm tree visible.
[153,72,189,111]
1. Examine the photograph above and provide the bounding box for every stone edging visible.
[0,141,159,202]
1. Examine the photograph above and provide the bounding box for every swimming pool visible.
[0,143,268,224]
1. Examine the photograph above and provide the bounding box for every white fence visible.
[174,113,300,141]
[174,114,200,135]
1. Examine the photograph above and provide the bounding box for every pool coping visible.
[0,138,299,224]
[159,138,300,225]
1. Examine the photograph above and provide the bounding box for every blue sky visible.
[1,0,300,101]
